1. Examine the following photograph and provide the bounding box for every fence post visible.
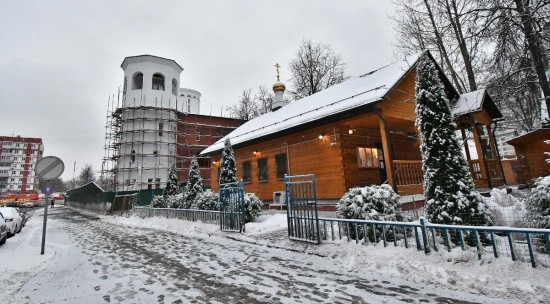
[419,217,430,254]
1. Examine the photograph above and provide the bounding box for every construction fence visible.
[65,182,162,215]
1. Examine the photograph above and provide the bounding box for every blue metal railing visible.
[134,206,220,224]
[318,216,550,268]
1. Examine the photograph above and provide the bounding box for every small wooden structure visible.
[201,52,504,200]
[507,128,550,185]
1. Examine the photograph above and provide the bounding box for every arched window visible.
[152,73,165,91]
[132,72,143,90]
[172,78,178,95]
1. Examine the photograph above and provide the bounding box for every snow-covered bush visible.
[243,193,263,223]
[151,195,167,208]
[524,176,550,252]
[525,176,550,229]
[166,193,184,209]
[194,191,220,211]
[337,184,402,221]
[152,193,184,209]
[336,184,404,241]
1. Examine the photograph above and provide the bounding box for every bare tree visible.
[227,89,260,120]
[289,39,348,99]
[392,0,550,130]
[39,177,67,193]
[485,0,550,118]
[392,0,485,93]
[78,164,96,186]
[254,85,275,115]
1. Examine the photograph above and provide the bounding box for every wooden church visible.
[201,51,504,201]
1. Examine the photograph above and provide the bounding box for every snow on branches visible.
[415,55,492,226]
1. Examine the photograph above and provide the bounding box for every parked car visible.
[0,213,7,245]
[23,202,33,208]
[5,202,19,208]
[0,207,23,236]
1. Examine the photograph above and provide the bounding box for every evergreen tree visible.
[185,156,203,208]
[415,55,492,226]
[163,164,181,197]
[219,138,237,185]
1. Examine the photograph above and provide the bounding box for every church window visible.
[172,79,178,95]
[132,72,143,90]
[152,73,165,91]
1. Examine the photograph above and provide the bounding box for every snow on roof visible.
[452,89,486,117]
[201,53,421,155]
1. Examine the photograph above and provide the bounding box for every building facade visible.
[103,55,245,191]
[0,136,44,194]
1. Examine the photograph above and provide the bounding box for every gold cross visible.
[274,63,281,81]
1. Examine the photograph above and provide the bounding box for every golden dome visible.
[273,81,286,92]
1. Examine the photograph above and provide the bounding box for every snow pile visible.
[244,213,287,234]
[485,188,526,227]
[317,240,550,303]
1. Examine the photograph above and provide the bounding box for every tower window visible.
[123,76,127,92]
[131,150,135,162]
[159,122,164,136]
[172,79,178,95]
[132,72,143,90]
[152,73,165,91]
[155,178,161,189]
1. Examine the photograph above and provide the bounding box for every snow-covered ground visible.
[1,206,549,303]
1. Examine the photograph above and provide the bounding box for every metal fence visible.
[318,216,550,268]
[134,206,220,224]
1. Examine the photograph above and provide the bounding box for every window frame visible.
[152,73,165,91]
[242,161,251,183]
[257,157,268,182]
[275,153,287,180]
[356,147,380,169]
[132,72,143,90]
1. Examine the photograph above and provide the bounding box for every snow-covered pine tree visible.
[415,55,492,226]
[219,138,237,185]
[184,155,203,208]
[163,164,181,198]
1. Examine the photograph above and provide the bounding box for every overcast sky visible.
[0,0,397,182]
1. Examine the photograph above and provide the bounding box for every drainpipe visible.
[491,121,507,186]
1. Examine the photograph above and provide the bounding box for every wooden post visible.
[460,126,472,162]
[486,125,498,160]
[376,110,396,190]
[472,124,489,185]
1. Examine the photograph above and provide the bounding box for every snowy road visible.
[3,207,525,303]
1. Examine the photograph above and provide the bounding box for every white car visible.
[0,207,23,237]
[0,213,7,245]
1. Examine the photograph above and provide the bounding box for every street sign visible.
[36,156,64,180]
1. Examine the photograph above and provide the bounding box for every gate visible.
[219,181,245,232]
[285,174,320,244]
